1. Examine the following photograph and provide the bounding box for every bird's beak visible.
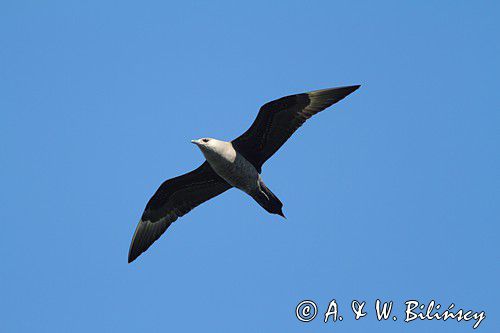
[191,139,199,145]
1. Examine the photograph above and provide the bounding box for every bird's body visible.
[194,139,258,194]
[192,138,284,216]
[128,85,360,263]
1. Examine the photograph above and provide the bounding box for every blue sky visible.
[1,1,498,332]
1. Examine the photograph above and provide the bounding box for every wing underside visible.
[232,85,360,171]
[128,161,231,263]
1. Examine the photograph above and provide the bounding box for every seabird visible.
[128,85,360,263]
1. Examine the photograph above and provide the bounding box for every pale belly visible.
[205,151,260,195]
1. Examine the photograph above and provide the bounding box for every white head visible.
[191,137,228,158]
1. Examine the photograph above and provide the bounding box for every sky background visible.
[1,1,499,332]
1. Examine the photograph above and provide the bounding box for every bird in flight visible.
[128,85,360,263]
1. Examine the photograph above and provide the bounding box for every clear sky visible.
[1,1,498,332]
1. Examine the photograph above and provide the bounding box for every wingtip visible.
[309,84,361,99]
[342,84,361,94]
[127,236,147,264]
[127,222,142,264]
[332,84,361,101]
[128,248,138,263]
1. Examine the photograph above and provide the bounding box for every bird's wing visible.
[232,85,360,171]
[128,161,231,263]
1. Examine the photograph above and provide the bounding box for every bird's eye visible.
[202,138,209,143]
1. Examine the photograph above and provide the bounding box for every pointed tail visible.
[253,181,285,218]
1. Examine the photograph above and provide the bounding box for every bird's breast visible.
[205,147,260,194]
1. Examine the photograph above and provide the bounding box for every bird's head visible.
[191,137,224,156]
[191,137,214,147]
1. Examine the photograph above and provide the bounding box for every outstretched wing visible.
[128,161,231,263]
[232,85,360,171]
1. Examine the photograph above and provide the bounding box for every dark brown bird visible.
[129,85,360,263]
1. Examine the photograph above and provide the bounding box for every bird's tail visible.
[253,181,285,218]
